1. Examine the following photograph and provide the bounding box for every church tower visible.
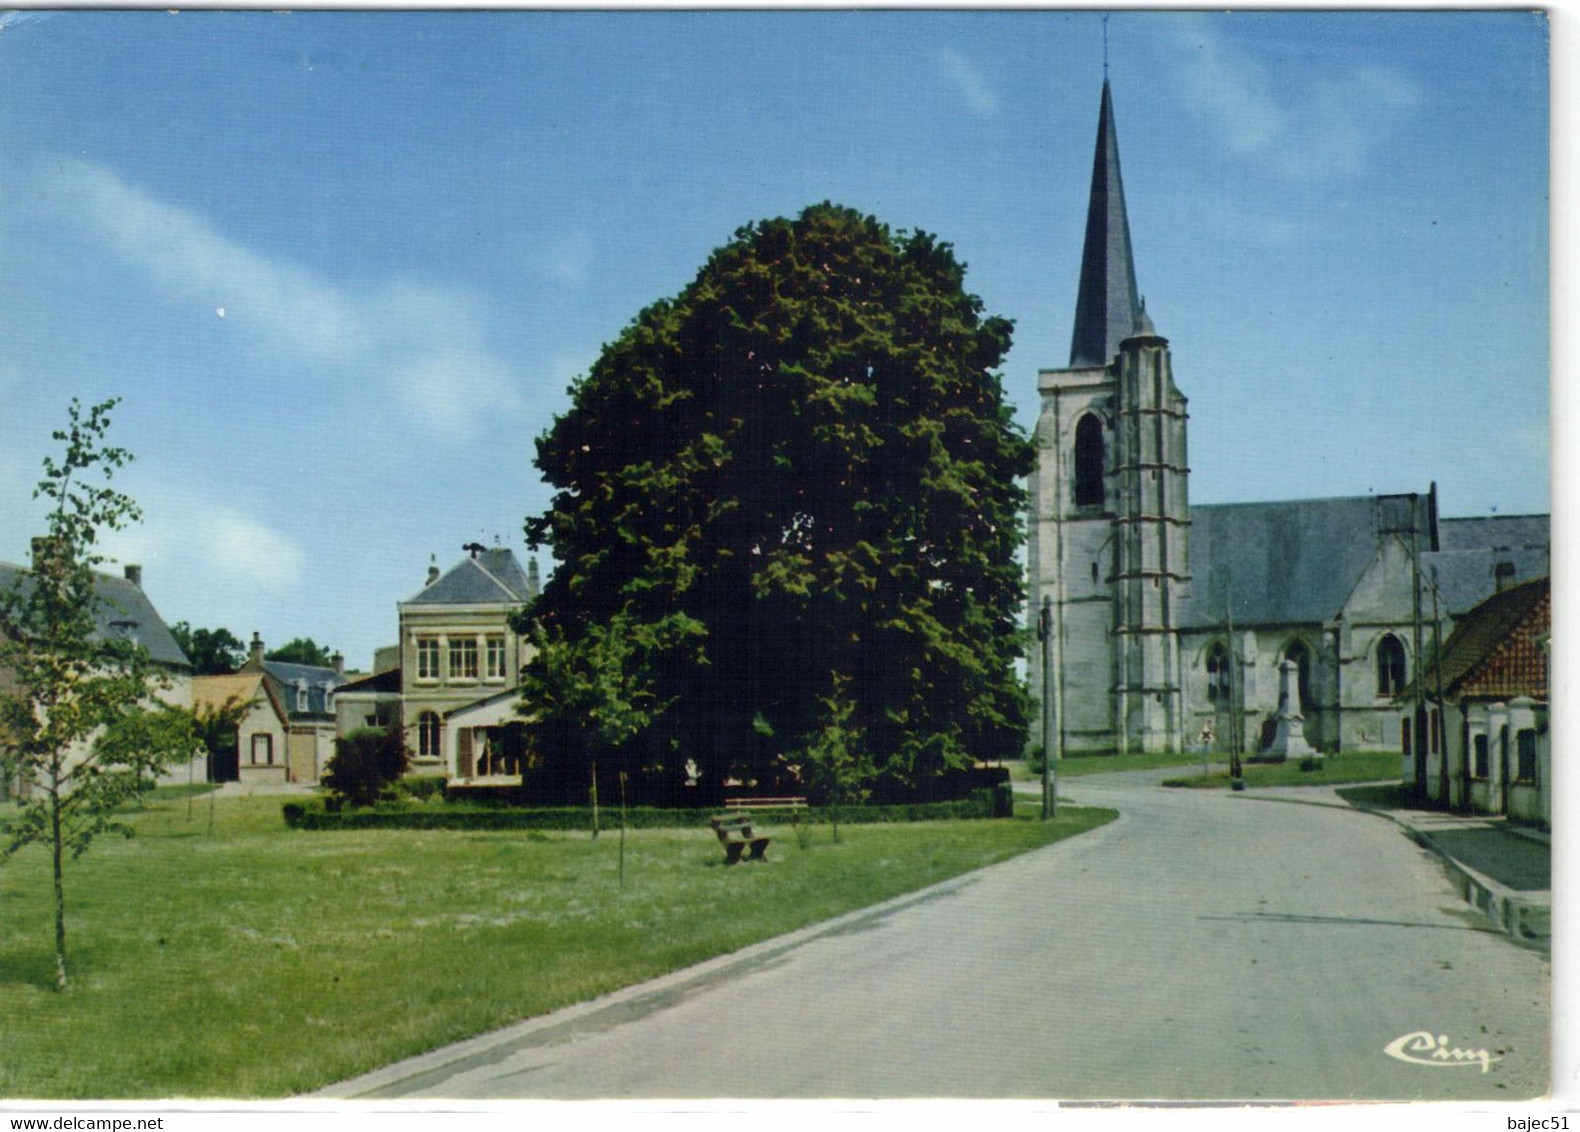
[1028,80,1190,755]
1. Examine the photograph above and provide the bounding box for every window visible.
[1206,643,1231,703]
[1073,414,1105,507]
[486,635,508,680]
[1516,729,1537,783]
[417,637,440,681]
[1473,733,1489,779]
[1284,640,1315,713]
[295,680,308,713]
[1376,634,1407,696]
[323,684,336,712]
[251,733,273,766]
[417,711,442,761]
[450,637,479,680]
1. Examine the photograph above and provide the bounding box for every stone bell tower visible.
[1028,79,1190,756]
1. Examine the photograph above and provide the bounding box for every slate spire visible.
[1068,80,1142,368]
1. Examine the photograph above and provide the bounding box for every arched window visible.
[1073,414,1105,507]
[1206,642,1231,703]
[1283,640,1315,714]
[1376,634,1407,696]
[417,711,442,761]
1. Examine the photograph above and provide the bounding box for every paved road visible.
[324,770,1549,1101]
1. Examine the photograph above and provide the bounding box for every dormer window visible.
[295,679,309,712]
[323,683,336,712]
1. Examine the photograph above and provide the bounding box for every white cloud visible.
[41,158,519,442]
[936,48,998,117]
[1167,15,1422,181]
[101,482,306,595]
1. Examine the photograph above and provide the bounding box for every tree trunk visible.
[50,778,67,991]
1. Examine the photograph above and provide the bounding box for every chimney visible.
[331,651,344,675]
[124,564,142,588]
[249,631,265,667]
[528,557,541,599]
[426,555,440,586]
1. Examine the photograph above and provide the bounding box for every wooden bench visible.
[709,816,771,864]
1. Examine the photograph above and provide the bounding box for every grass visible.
[1005,751,1210,782]
[0,792,1115,1099]
[1160,750,1402,789]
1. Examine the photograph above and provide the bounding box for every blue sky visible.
[0,10,1549,671]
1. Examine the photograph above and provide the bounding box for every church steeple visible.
[1068,80,1141,368]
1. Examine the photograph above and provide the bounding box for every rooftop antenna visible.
[1103,12,1110,80]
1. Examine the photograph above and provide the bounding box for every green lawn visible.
[1160,750,1402,789]
[1004,751,1209,781]
[0,792,1115,1099]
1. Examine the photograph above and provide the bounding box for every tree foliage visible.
[521,204,1034,800]
[265,637,335,668]
[323,726,410,809]
[169,622,245,675]
[0,397,197,990]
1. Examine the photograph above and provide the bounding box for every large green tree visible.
[169,622,245,675]
[521,204,1034,801]
[264,637,335,668]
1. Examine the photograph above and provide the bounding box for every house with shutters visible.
[392,544,539,783]
[1406,576,1550,826]
[0,548,199,793]
[197,633,346,785]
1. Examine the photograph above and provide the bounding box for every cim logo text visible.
[1383,1030,1501,1073]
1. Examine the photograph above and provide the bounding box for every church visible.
[1026,81,1550,760]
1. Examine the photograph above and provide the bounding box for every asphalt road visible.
[324,770,1549,1101]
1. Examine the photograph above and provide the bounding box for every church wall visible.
[1029,368,1120,753]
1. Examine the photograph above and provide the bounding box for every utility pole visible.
[1039,595,1057,820]
[1410,501,1427,802]
[1431,566,1447,808]
[1223,564,1242,780]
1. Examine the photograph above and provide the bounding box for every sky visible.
[0,9,1551,672]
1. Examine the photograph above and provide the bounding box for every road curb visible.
[1228,790,1549,953]
[1341,804,1549,953]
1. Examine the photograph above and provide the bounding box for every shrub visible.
[322,727,410,808]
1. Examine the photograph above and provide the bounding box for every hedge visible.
[282,789,1004,831]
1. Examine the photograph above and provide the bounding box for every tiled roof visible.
[1423,515,1551,617]
[1432,577,1548,701]
[192,672,264,712]
[0,561,191,669]
[261,660,345,717]
[1181,494,1430,628]
[1181,499,1550,631]
[404,547,533,606]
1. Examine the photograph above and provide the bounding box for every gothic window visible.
[1206,642,1231,703]
[1073,414,1104,507]
[1283,640,1315,713]
[1376,634,1407,696]
[417,711,442,761]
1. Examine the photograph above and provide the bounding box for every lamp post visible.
[1038,595,1057,820]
